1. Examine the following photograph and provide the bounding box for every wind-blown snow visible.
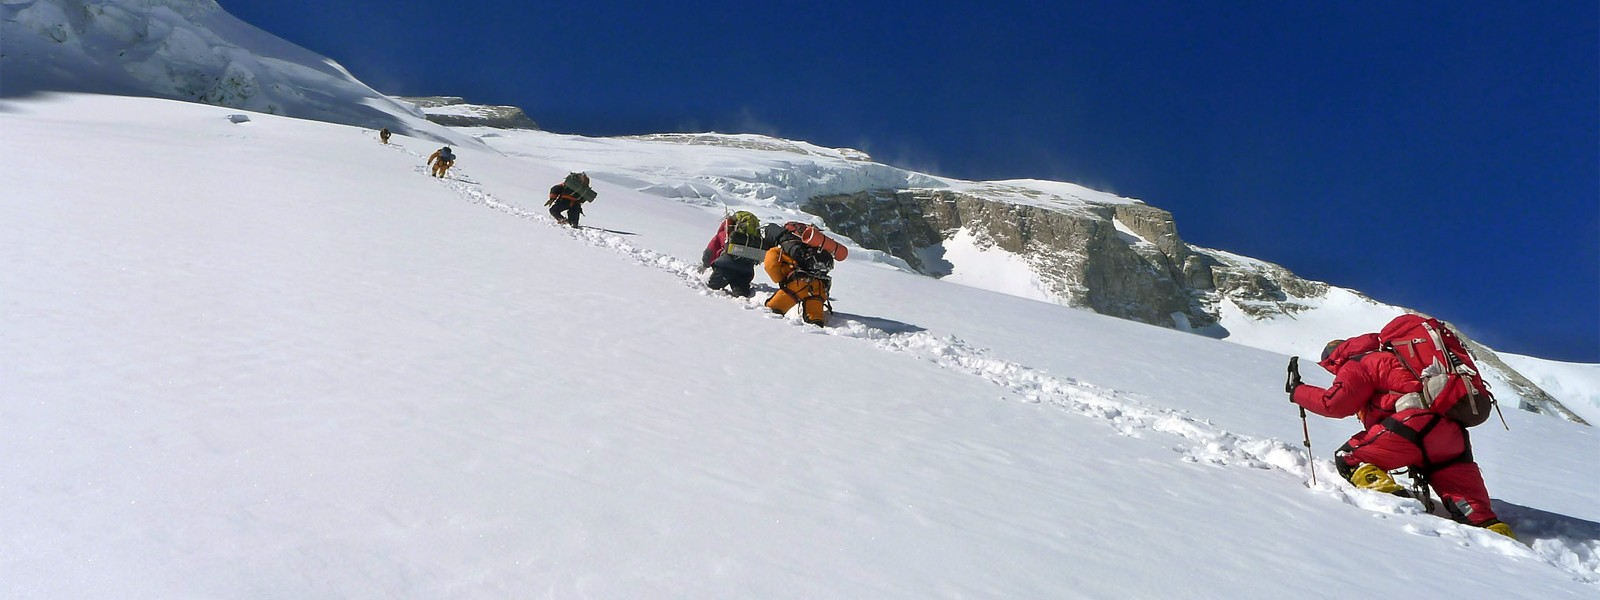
[3,92,1597,599]
[985,178,1144,207]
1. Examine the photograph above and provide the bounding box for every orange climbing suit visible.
[763,246,830,325]
[427,149,454,178]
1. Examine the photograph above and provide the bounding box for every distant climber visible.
[545,172,597,227]
[700,211,768,297]
[379,127,391,144]
[427,146,455,178]
[1286,315,1514,539]
[762,222,847,326]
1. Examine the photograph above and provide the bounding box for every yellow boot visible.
[1349,464,1403,494]
[1483,521,1517,540]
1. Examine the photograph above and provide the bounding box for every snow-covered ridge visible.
[471,130,1156,215]
[394,95,539,130]
[982,178,1144,208]
[471,128,948,209]
[0,0,478,146]
[621,132,873,161]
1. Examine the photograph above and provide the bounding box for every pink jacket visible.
[701,220,732,267]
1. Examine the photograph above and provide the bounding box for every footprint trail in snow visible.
[420,163,1599,585]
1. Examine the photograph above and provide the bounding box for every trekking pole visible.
[1286,357,1316,485]
[1298,407,1316,486]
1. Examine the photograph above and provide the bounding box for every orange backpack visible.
[782,222,848,261]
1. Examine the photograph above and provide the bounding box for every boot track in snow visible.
[420,164,1600,585]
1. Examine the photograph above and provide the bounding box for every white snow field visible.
[3,93,1597,599]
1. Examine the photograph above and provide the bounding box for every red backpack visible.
[1377,315,1496,427]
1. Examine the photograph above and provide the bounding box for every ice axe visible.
[1286,357,1316,486]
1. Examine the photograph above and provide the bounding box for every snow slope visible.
[3,93,1597,599]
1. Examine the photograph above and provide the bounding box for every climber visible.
[700,211,768,297]
[379,127,391,144]
[545,172,597,227]
[762,222,847,326]
[1287,328,1514,539]
[426,146,455,178]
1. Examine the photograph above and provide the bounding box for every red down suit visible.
[1291,333,1499,525]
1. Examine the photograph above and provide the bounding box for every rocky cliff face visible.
[396,96,539,129]
[805,189,1328,331]
[804,187,1583,423]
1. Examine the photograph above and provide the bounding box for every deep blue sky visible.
[226,0,1598,361]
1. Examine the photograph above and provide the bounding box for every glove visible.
[1285,357,1303,395]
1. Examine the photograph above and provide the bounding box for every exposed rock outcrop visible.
[803,189,1329,330]
[804,187,1583,424]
